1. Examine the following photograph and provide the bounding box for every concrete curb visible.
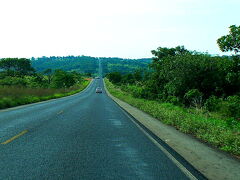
[103,79,240,180]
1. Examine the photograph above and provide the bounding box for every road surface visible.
[0,78,205,179]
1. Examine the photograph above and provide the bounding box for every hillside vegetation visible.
[31,56,99,75]
[31,56,151,76]
[100,57,151,75]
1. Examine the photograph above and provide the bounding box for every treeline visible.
[31,55,151,77]
[107,25,240,120]
[107,50,240,120]
[100,57,151,75]
[0,58,85,89]
[31,56,99,76]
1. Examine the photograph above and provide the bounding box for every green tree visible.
[52,70,76,88]
[184,89,203,108]
[151,46,190,59]
[70,71,83,84]
[217,25,240,54]
[133,70,143,82]
[107,72,122,84]
[0,58,35,76]
[147,46,234,103]
[121,73,134,84]
[217,25,240,94]
[224,56,240,95]
[43,68,53,84]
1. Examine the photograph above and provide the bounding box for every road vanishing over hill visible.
[0,79,205,179]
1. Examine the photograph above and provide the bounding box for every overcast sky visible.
[0,0,239,58]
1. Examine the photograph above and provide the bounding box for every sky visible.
[0,0,239,59]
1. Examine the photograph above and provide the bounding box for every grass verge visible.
[0,80,90,109]
[105,79,240,156]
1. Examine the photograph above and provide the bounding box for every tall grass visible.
[105,79,240,156]
[0,80,90,109]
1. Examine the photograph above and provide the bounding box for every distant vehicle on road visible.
[95,77,100,79]
[96,87,102,93]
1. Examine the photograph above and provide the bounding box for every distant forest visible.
[31,56,152,76]
[31,56,99,75]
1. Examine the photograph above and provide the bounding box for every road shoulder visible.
[104,80,240,180]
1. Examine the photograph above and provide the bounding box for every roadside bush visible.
[52,70,77,88]
[121,84,149,99]
[0,97,17,108]
[225,95,240,120]
[166,96,181,105]
[184,89,203,108]
[0,76,27,86]
[131,86,144,98]
[204,96,223,112]
[0,99,5,109]
[225,117,239,128]
[107,72,122,84]
[24,75,47,88]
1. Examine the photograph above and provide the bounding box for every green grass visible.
[105,79,240,156]
[0,80,90,109]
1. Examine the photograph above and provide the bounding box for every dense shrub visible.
[204,96,223,112]
[51,70,77,88]
[0,58,35,76]
[107,72,122,84]
[225,96,240,120]
[166,96,181,105]
[0,76,27,86]
[184,89,203,108]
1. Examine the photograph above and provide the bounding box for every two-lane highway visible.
[0,79,203,179]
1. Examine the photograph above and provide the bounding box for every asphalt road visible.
[0,79,202,179]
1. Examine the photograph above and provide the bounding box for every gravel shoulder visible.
[104,80,240,180]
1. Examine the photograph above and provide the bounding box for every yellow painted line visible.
[1,130,28,145]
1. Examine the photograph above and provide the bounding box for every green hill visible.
[31,56,152,76]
